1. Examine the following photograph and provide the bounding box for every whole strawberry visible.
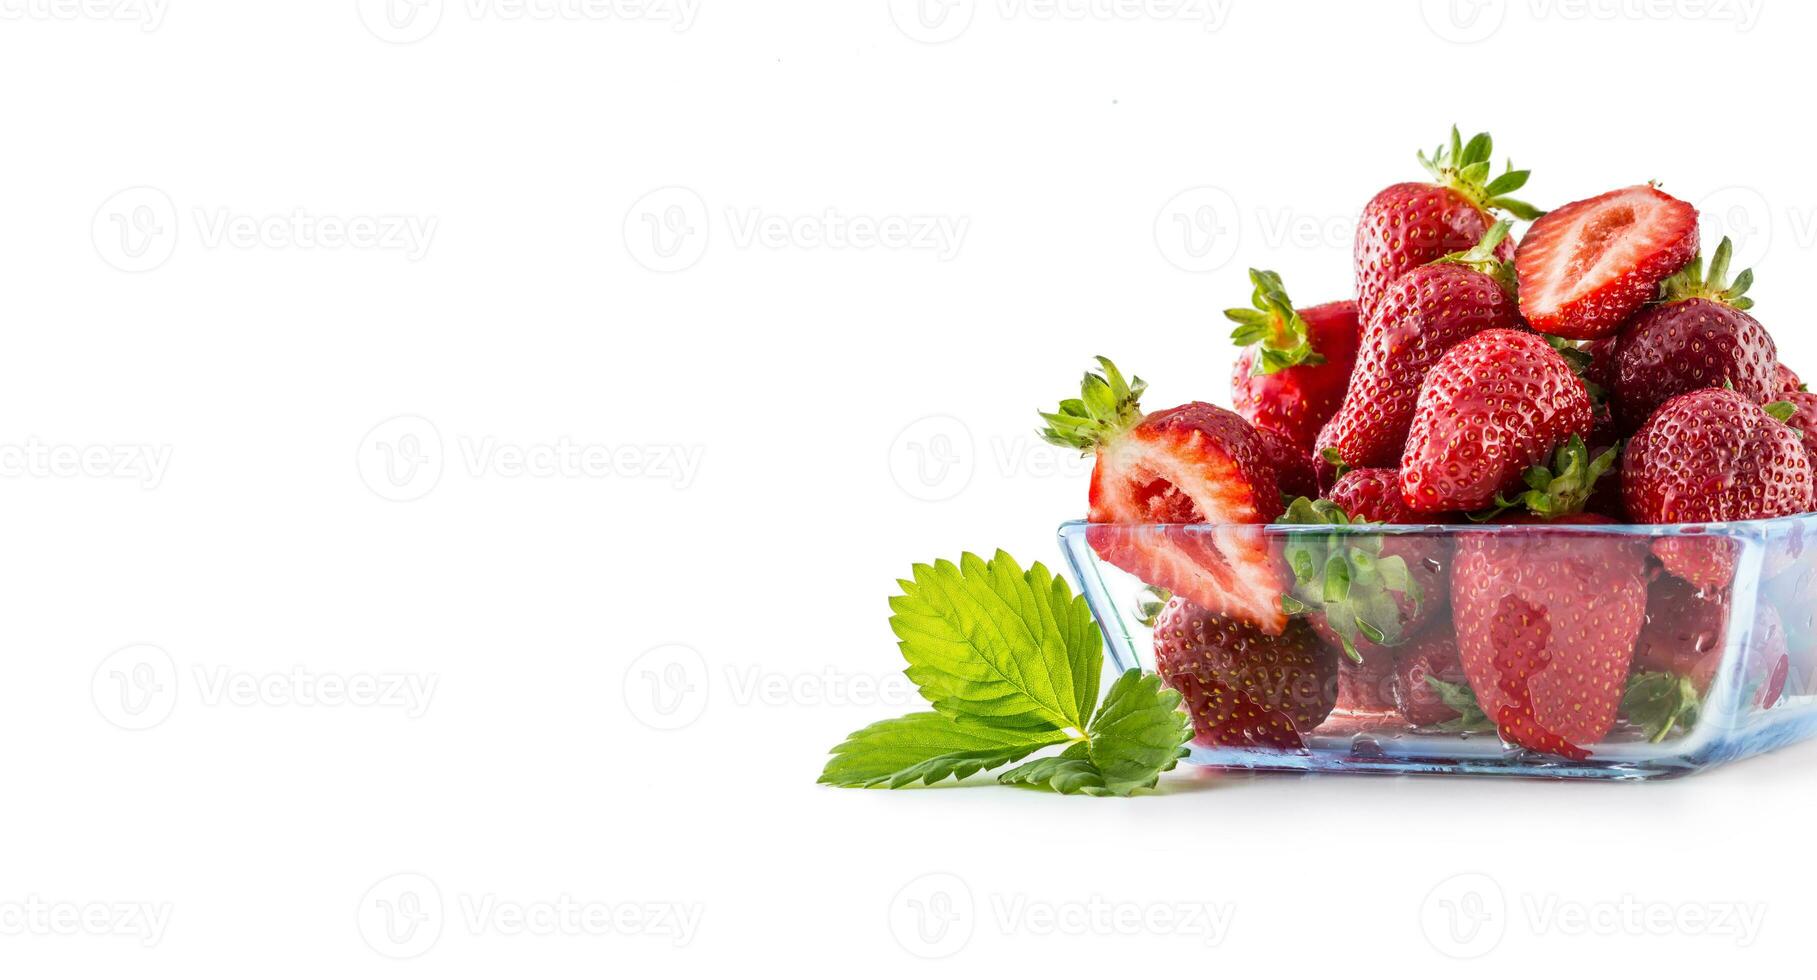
[1391,631,1484,728]
[1400,329,1594,513]
[1452,515,1649,756]
[1152,596,1338,749]
[1318,222,1524,476]
[1353,127,1538,322]
[1327,467,1421,523]
[1517,184,1699,339]
[1623,387,1815,588]
[1227,270,1360,454]
[1041,358,1290,632]
[1613,238,1777,425]
[1624,592,1791,739]
[1257,427,1317,501]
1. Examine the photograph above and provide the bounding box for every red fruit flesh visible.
[1231,300,1361,454]
[1622,388,1815,588]
[1087,402,1289,632]
[1152,597,1338,749]
[1317,263,1521,472]
[1452,516,1649,754]
[1516,185,1699,339]
[1400,329,1594,512]
[1613,299,1776,425]
[1355,182,1507,322]
[1391,630,1472,727]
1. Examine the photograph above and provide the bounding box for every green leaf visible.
[1765,400,1798,424]
[1472,435,1618,522]
[1417,127,1545,222]
[891,551,1101,732]
[819,713,1070,788]
[998,670,1192,796]
[1622,672,1700,742]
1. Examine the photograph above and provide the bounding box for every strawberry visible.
[1152,596,1337,749]
[1318,221,1524,475]
[1772,391,1817,466]
[1516,184,1698,339]
[1452,515,1649,756]
[1041,358,1290,632]
[1353,127,1538,322]
[1772,362,1805,396]
[1623,589,1790,739]
[1277,498,1449,662]
[1400,329,1594,513]
[1327,467,1421,524]
[1631,574,1729,693]
[1226,270,1360,454]
[1612,238,1776,425]
[1622,387,1815,588]
[1391,631,1484,728]
[1257,427,1317,501]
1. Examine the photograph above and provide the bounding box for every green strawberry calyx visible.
[1038,356,1147,453]
[1471,435,1618,523]
[1225,269,1326,376]
[1425,675,1492,733]
[1418,126,1545,221]
[1432,219,1517,296]
[1659,236,1754,310]
[1622,671,1701,742]
[1277,497,1423,663]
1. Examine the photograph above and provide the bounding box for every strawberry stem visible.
[1224,269,1326,376]
[1470,435,1618,522]
[1659,236,1755,310]
[1037,356,1148,452]
[1416,126,1545,221]
[1432,219,1517,295]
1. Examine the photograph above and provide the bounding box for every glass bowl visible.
[1058,515,1817,779]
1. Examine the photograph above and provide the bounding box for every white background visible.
[1,0,1810,974]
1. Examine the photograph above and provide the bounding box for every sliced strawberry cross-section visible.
[1516,184,1698,339]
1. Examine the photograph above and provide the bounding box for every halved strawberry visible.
[1042,358,1289,633]
[1515,184,1699,339]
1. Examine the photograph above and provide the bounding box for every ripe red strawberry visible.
[1042,358,1290,632]
[1391,630,1482,728]
[1772,362,1804,396]
[1631,575,1729,692]
[1622,387,1815,588]
[1516,184,1698,339]
[1452,515,1649,756]
[1227,270,1360,454]
[1613,238,1776,425]
[1257,427,1317,501]
[1152,596,1337,749]
[1400,329,1594,512]
[1353,127,1537,322]
[1771,390,1817,467]
[1318,222,1524,475]
[1327,467,1420,523]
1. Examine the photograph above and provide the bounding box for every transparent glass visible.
[1059,515,1817,779]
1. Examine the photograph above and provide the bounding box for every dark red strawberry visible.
[1516,184,1699,339]
[1318,222,1524,475]
[1400,329,1594,512]
[1327,467,1421,523]
[1277,498,1449,662]
[1773,391,1817,466]
[1613,238,1776,425]
[1391,630,1483,728]
[1622,387,1815,588]
[1257,427,1317,501]
[1042,358,1290,632]
[1353,127,1537,322]
[1631,575,1729,693]
[1227,271,1360,454]
[1772,362,1804,396]
[1152,596,1337,749]
[1452,515,1649,755]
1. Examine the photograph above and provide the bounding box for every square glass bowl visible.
[1059,515,1817,779]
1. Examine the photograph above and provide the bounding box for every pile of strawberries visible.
[1042,129,1815,761]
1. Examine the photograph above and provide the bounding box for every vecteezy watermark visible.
[1420,0,1763,44]
[889,872,1235,959]
[1153,186,1357,273]
[92,186,437,272]
[620,644,918,731]
[0,897,172,947]
[357,0,701,44]
[887,414,1092,503]
[357,872,702,958]
[1420,872,1766,959]
[623,187,969,273]
[887,0,1234,44]
[91,644,437,730]
[355,415,704,503]
[0,439,172,489]
[0,0,168,30]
